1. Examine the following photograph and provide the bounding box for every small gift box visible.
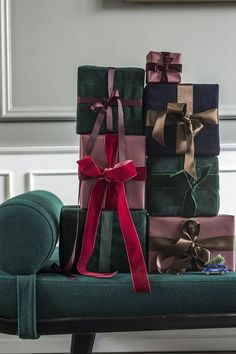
[59,207,147,273]
[146,51,182,83]
[145,83,219,178]
[77,66,145,135]
[147,156,219,217]
[148,215,235,273]
[79,134,146,209]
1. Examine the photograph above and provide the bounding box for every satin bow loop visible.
[156,218,211,274]
[170,164,212,217]
[151,102,218,179]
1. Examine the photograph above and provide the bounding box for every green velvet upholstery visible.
[147,156,220,216]
[0,191,63,275]
[59,207,147,273]
[77,66,145,135]
[1,270,236,319]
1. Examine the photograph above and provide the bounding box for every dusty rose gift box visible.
[148,215,235,273]
[79,134,146,209]
[146,51,182,83]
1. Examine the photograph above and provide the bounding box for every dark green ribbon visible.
[170,164,213,217]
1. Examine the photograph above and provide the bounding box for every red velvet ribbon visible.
[77,135,151,293]
[78,67,141,162]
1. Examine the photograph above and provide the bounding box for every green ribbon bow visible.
[170,164,212,217]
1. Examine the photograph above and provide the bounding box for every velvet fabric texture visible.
[59,207,147,273]
[0,190,63,275]
[147,156,219,216]
[77,66,145,135]
[148,215,235,273]
[79,135,146,209]
[144,83,219,157]
[2,271,236,320]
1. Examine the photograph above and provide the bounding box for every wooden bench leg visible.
[70,332,96,354]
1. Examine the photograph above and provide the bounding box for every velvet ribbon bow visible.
[153,218,234,274]
[146,52,182,83]
[150,102,218,179]
[170,164,212,217]
[78,67,142,161]
[76,135,151,293]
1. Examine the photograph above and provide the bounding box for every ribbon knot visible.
[151,102,218,179]
[170,164,212,217]
[156,218,211,274]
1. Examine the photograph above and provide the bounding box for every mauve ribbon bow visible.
[170,164,212,217]
[83,67,126,162]
[147,52,182,83]
[76,136,151,293]
[152,103,218,179]
[156,218,210,274]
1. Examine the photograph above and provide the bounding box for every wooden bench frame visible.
[1,313,236,354]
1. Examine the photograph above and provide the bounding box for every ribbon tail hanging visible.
[116,182,151,293]
[77,179,117,278]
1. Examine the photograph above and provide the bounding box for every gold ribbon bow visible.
[146,103,218,179]
[151,218,234,274]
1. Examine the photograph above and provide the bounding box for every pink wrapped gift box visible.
[146,51,182,83]
[148,215,235,273]
[79,134,146,209]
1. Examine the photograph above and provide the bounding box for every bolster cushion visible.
[0,190,63,275]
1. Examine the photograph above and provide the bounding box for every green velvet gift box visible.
[59,207,147,273]
[147,156,220,217]
[76,66,145,135]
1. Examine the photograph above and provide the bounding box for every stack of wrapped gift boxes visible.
[59,52,235,293]
[145,51,234,274]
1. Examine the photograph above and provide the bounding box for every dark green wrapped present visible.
[76,66,145,135]
[59,207,147,273]
[147,156,219,217]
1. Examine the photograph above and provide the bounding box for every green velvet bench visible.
[0,191,236,354]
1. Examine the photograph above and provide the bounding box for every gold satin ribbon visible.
[146,85,218,179]
[149,218,233,274]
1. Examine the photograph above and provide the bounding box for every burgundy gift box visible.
[146,51,182,83]
[148,215,235,273]
[79,134,146,209]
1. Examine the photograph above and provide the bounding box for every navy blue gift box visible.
[144,83,220,157]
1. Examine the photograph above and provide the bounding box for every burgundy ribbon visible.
[146,52,182,83]
[77,135,151,293]
[78,67,142,162]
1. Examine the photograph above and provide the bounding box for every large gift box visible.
[146,51,182,83]
[77,66,145,135]
[147,156,219,217]
[79,134,146,209]
[148,215,235,273]
[59,207,147,273]
[145,83,219,177]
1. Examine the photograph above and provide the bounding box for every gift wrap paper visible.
[59,207,147,273]
[80,134,146,209]
[77,66,145,135]
[148,215,235,273]
[146,51,182,83]
[147,156,219,217]
[145,83,219,157]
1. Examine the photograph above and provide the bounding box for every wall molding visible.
[26,170,77,191]
[0,172,12,199]
[0,0,236,122]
